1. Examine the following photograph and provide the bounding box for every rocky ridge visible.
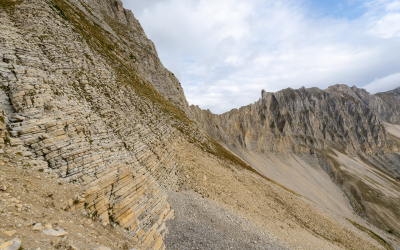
[191,84,393,155]
[59,0,193,117]
[190,84,400,240]
[366,87,400,124]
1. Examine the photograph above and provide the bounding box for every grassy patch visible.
[346,218,394,250]
[0,0,22,9]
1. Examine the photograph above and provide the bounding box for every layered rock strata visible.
[0,0,198,249]
[67,0,192,117]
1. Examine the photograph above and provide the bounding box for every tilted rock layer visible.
[0,0,200,248]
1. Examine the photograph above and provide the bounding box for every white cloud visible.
[364,72,400,93]
[122,0,400,114]
[367,0,400,38]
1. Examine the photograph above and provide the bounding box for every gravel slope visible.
[165,190,289,250]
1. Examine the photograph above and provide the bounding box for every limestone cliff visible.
[371,87,400,124]
[0,0,199,249]
[322,84,400,124]
[191,85,391,155]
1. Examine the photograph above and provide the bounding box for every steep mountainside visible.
[1,0,400,250]
[191,84,400,240]
[0,0,216,249]
[373,87,400,124]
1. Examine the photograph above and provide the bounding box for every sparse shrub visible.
[129,53,137,62]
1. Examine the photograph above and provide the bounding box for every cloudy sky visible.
[122,0,400,114]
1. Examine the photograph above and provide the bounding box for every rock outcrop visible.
[322,84,400,125]
[0,0,197,249]
[68,0,193,117]
[367,87,400,124]
[0,1,253,248]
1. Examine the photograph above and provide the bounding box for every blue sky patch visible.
[304,0,367,20]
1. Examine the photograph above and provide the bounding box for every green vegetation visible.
[319,150,400,244]
[129,53,137,62]
[346,218,394,250]
[0,0,22,9]
[48,0,68,20]
[66,167,70,176]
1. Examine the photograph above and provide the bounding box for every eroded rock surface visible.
[191,85,392,155]
[0,0,193,248]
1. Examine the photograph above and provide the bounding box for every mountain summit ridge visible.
[191,84,398,155]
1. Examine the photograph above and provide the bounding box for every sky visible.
[121,0,400,114]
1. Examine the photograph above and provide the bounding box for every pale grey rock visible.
[191,85,390,155]
[32,223,44,231]
[1,238,21,250]
[43,228,68,237]
[93,247,111,250]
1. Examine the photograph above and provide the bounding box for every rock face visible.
[0,107,6,154]
[368,87,400,124]
[76,0,193,117]
[0,0,198,249]
[191,85,392,155]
